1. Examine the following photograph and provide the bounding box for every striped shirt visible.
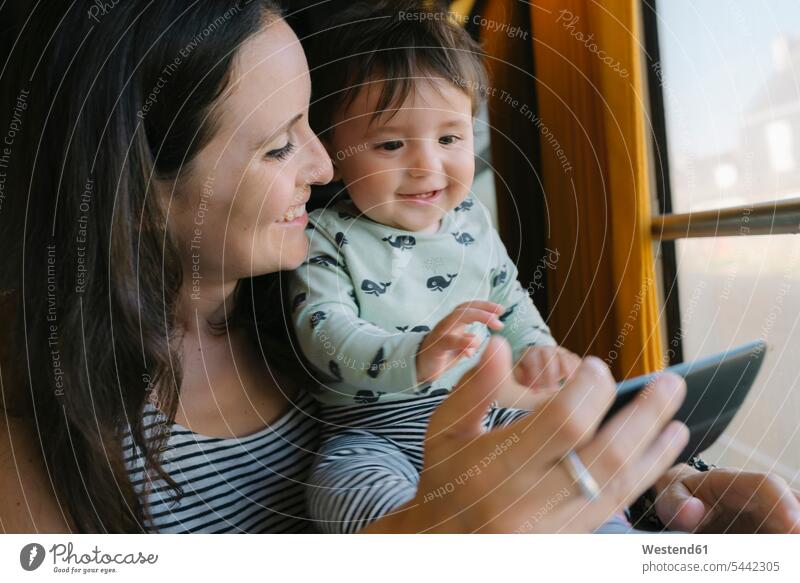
[124,392,636,534]
[124,392,320,533]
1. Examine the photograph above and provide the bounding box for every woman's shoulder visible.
[0,414,73,532]
[129,388,320,447]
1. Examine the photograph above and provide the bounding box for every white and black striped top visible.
[123,392,320,533]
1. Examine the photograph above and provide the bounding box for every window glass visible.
[657,0,800,211]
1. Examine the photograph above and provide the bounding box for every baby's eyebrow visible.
[439,118,471,129]
[367,117,470,138]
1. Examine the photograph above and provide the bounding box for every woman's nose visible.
[303,133,334,186]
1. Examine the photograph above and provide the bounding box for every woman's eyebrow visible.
[254,113,303,150]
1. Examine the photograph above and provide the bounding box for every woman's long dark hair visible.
[1,0,285,532]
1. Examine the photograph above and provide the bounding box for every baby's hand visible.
[495,345,581,409]
[513,345,581,390]
[416,301,505,384]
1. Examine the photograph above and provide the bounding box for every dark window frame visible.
[642,0,684,364]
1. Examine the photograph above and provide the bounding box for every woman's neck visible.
[171,279,294,437]
[174,280,238,337]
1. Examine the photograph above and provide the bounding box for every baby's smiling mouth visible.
[397,189,445,200]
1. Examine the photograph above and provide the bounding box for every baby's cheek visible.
[450,153,475,184]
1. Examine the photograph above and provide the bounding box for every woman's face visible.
[167,18,333,290]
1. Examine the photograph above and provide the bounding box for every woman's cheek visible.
[255,173,294,222]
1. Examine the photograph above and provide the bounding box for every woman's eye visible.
[377,140,403,151]
[265,142,295,161]
[439,135,461,145]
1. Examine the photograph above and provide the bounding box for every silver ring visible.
[561,450,600,501]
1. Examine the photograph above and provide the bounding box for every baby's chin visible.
[363,203,454,233]
[386,212,444,233]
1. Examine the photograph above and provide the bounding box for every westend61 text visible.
[642,544,708,555]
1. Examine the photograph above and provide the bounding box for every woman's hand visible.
[652,464,800,533]
[368,337,689,533]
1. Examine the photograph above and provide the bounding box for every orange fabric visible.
[529,0,663,377]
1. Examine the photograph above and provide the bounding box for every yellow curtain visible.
[532,0,662,378]
[482,0,663,378]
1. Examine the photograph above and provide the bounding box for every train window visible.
[646,0,800,481]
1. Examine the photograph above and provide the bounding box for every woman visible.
[1,0,798,534]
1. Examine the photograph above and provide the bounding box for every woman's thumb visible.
[655,481,707,532]
[427,337,514,446]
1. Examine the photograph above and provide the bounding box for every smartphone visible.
[602,340,768,463]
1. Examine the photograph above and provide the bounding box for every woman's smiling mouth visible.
[277,203,308,225]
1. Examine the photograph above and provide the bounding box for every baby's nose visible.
[408,140,443,177]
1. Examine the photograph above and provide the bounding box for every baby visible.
[290,2,584,533]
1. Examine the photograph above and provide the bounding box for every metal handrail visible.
[651,199,800,240]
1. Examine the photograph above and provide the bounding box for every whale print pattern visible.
[310,310,327,329]
[451,231,475,246]
[328,360,344,383]
[382,234,416,250]
[491,264,508,288]
[454,198,474,212]
[308,255,344,269]
[499,304,517,322]
[396,325,431,333]
[292,292,307,312]
[361,279,391,296]
[367,347,386,378]
[353,390,385,404]
[427,273,457,292]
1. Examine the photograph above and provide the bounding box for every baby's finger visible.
[454,333,481,356]
[427,332,474,355]
[557,349,582,381]
[513,358,535,386]
[523,349,561,388]
[445,307,504,331]
[499,356,617,461]
[453,300,505,314]
[539,354,564,388]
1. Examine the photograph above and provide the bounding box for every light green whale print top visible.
[288,197,555,405]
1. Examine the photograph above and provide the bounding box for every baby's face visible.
[326,77,475,233]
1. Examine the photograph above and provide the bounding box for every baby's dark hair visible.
[307,0,488,138]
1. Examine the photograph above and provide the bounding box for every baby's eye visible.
[439,135,461,145]
[377,140,403,151]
